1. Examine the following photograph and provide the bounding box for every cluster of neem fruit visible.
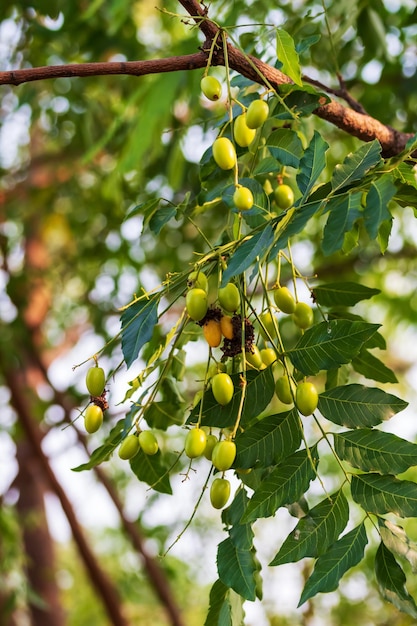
[200,74,295,212]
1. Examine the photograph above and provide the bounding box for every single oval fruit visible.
[245,346,263,369]
[220,315,234,340]
[201,75,222,101]
[246,99,269,129]
[188,270,208,292]
[258,311,277,340]
[186,288,208,321]
[275,376,295,405]
[210,477,231,509]
[203,319,222,348]
[233,113,256,147]
[204,434,218,460]
[273,286,296,314]
[233,186,254,211]
[139,430,159,455]
[86,366,105,397]
[212,373,234,406]
[260,348,277,367]
[84,405,103,434]
[293,302,314,329]
[184,428,207,458]
[218,283,240,312]
[212,137,236,170]
[296,382,318,416]
[212,440,237,471]
[118,434,140,460]
[274,184,294,210]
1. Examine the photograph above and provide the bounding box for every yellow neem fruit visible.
[211,440,237,471]
[201,76,222,101]
[246,99,269,129]
[220,315,234,340]
[86,366,105,397]
[296,382,319,416]
[118,434,140,460]
[203,319,222,348]
[210,477,231,509]
[212,373,234,406]
[84,405,103,434]
[233,113,256,147]
[185,428,207,458]
[186,288,208,321]
[233,186,254,211]
[212,137,237,170]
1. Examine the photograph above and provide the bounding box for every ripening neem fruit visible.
[233,186,254,211]
[218,283,240,312]
[259,311,277,340]
[275,376,295,405]
[212,137,237,170]
[273,286,296,314]
[86,365,106,397]
[118,434,140,460]
[246,99,269,129]
[233,113,256,147]
[204,434,218,460]
[245,346,263,369]
[201,75,222,101]
[139,430,159,455]
[296,382,319,416]
[186,288,208,321]
[293,302,314,329]
[210,477,231,509]
[84,405,103,433]
[220,315,234,340]
[212,373,234,406]
[185,428,207,458]
[260,347,277,367]
[274,184,294,210]
[212,440,237,471]
[203,319,222,348]
[188,270,208,292]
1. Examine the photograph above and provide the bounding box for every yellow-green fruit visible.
[204,434,218,460]
[139,430,159,455]
[220,315,234,340]
[188,270,208,292]
[201,75,222,101]
[84,405,103,434]
[293,302,314,329]
[86,366,105,397]
[275,376,295,405]
[210,477,231,509]
[118,434,140,460]
[185,428,207,458]
[212,373,234,406]
[219,283,240,312]
[211,440,237,471]
[212,137,237,170]
[186,288,208,321]
[274,184,294,210]
[233,113,256,147]
[246,99,269,129]
[259,311,277,340]
[260,348,277,366]
[245,346,263,369]
[273,286,296,314]
[296,382,319,416]
[233,186,254,211]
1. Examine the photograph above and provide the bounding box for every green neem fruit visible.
[212,440,237,471]
[293,302,314,329]
[259,311,277,340]
[188,270,208,292]
[210,477,231,509]
[201,75,222,101]
[185,428,207,458]
[260,348,277,366]
[273,286,296,314]
[139,430,159,455]
[212,373,234,406]
[212,137,237,170]
[233,186,254,211]
[233,113,256,147]
[84,405,103,434]
[86,365,105,397]
[274,184,294,210]
[275,376,295,405]
[296,382,318,416]
[245,345,263,369]
[204,434,218,460]
[118,434,140,460]
[186,288,208,321]
[218,283,240,312]
[246,99,269,129]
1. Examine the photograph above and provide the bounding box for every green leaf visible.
[297,131,329,202]
[222,489,254,550]
[221,223,275,286]
[270,489,349,565]
[375,543,417,619]
[379,520,417,573]
[352,348,398,384]
[318,384,407,428]
[330,140,382,192]
[271,200,322,254]
[312,281,380,307]
[288,320,380,375]
[364,174,396,239]
[204,580,245,626]
[234,408,302,469]
[334,429,417,474]
[121,297,159,368]
[143,400,183,429]
[242,446,318,523]
[148,205,177,235]
[217,538,258,601]
[298,523,368,606]
[71,420,124,471]
[322,193,362,256]
[129,449,172,495]
[188,367,275,429]
[351,474,417,518]
[276,28,302,86]
[266,129,303,168]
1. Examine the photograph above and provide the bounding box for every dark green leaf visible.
[352,348,398,384]
[204,579,245,626]
[351,474,417,518]
[149,205,177,235]
[322,193,362,256]
[217,537,258,601]
[71,420,124,471]
[364,174,396,239]
[222,488,254,550]
[221,223,275,286]
[375,543,417,618]
[143,400,183,429]
[266,129,303,168]
[318,384,407,428]
[288,320,380,375]
[312,281,380,307]
[129,449,172,495]
[330,140,382,192]
[270,489,349,565]
[121,297,159,368]
[276,28,302,86]
[297,131,329,202]
[379,520,417,573]
[298,523,368,605]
